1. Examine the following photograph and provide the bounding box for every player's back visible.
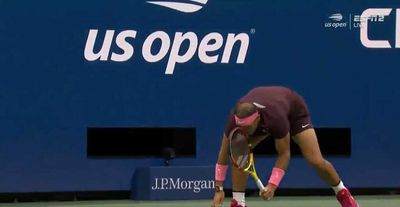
[240,86,295,114]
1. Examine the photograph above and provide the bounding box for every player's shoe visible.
[230,199,247,207]
[336,188,359,207]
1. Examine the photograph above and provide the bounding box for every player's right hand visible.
[211,191,225,207]
[260,183,277,201]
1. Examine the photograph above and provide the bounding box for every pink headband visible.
[234,111,259,126]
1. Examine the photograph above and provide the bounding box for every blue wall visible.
[1,0,400,192]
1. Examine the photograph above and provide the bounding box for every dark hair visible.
[233,102,257,118]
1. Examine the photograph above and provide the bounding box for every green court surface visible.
[0,196,399,207]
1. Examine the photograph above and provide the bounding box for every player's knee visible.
[306,158,326,170]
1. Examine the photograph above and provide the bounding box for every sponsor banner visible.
[131,166,215,200]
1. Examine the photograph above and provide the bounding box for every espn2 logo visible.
[147,0,208,13]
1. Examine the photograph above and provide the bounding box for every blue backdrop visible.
[0,0,399,192]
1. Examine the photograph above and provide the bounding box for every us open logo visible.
[324,13,347,29]
[84,0,251,75]
[147,0,208,13]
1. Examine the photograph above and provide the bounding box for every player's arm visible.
[215,115,235,188]
[215,134,230,187]
[268,132,290,187]
[273,132,291,171]
[260,133,290,200]
[212,134,230,207]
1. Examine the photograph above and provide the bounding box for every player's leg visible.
[289,92,340,185]
[231,165,248,207]
[292,128,340,185]
[230,134,267,207]
[290,91,359,206]
[293,128,359,207]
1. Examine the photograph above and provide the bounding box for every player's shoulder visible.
[243,86,293,100]
[249,86,292,93]
[223,113,237,135]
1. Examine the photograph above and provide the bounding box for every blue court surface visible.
[0,195,399,207]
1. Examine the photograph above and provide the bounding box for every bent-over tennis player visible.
[211,86,359,207]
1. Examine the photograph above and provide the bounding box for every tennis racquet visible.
[228,127,264,190]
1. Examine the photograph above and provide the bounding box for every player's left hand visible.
[259,183,277,201]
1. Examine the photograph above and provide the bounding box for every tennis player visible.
[211,86,359,207]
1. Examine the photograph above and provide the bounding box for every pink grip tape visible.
[268,167,285,187]
[215,164,228,181]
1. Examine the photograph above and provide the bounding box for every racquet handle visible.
[255,178,264,190]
